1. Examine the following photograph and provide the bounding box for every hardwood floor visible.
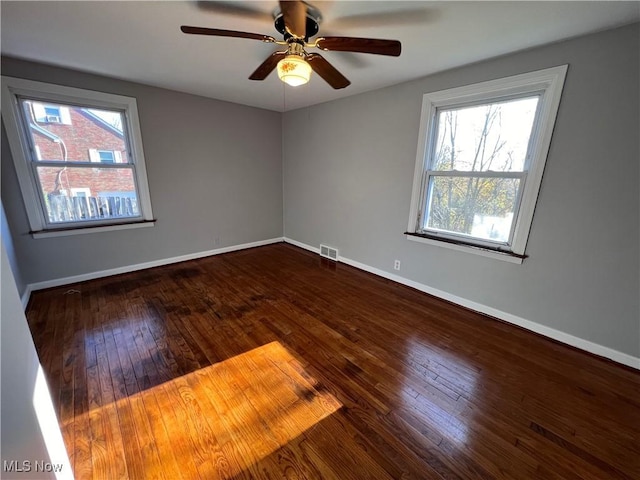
[26,243,640,479]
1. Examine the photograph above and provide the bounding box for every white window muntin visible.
[1,76,154,233]
[408,65,567,257]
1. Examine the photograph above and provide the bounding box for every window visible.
[44,106,61,123]
[88,149,122,164]
[70,188,91,198]
[2,76,154,237]
[98,150,115,163]
[407,66,567,262]
[32,102,71,124]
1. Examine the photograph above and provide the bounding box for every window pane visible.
[424,176,522,243]
[44,106,61,122]
[431,96,539,173]
[98,150,115,163]
[36,166,139,223]
[19,99,128,163]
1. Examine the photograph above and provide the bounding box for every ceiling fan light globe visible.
[277,55,312,86]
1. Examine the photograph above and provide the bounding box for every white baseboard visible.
[27,237,284,293]
[284,237,321,254]
[23,235,638,369]
[283,237,639,370]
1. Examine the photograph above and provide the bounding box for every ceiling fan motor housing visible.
[273,4,321,41]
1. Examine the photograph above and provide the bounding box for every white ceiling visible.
[2,1,638,112]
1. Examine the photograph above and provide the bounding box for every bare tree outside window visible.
[423,96,538,243]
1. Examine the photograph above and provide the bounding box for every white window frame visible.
[1,76,155,238]
[407,65,567,263]
[70,187,91,198]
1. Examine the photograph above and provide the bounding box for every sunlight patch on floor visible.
[73,341,342,479]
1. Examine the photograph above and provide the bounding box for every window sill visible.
[405,232,525,264]
[31,220,155,239]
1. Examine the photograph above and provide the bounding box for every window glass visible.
[431,96,538,173]
[2,76,154,235]
[424,176,521,243]
[98,151,115,163]
[36,166,138,223]
[18,97,142,227]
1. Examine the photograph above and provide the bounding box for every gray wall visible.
[283,23,640,358]
[1,56,283,289]
[1,239,70,479]
[1,199,25,296]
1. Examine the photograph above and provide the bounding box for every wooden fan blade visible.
[279,0,306,39]
[316,37,401,57]
[306,53,350,89]
[249,51,287,80]
[180,26,274,42]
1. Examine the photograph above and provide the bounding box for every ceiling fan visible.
[180,0,402,89]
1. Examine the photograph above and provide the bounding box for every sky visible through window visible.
[88,108,123,132]
[433,96,539,173]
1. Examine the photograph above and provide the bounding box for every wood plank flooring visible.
[26,243,640,479]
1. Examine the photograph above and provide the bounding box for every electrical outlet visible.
[214,236,221,246]
[394,259,401,271]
